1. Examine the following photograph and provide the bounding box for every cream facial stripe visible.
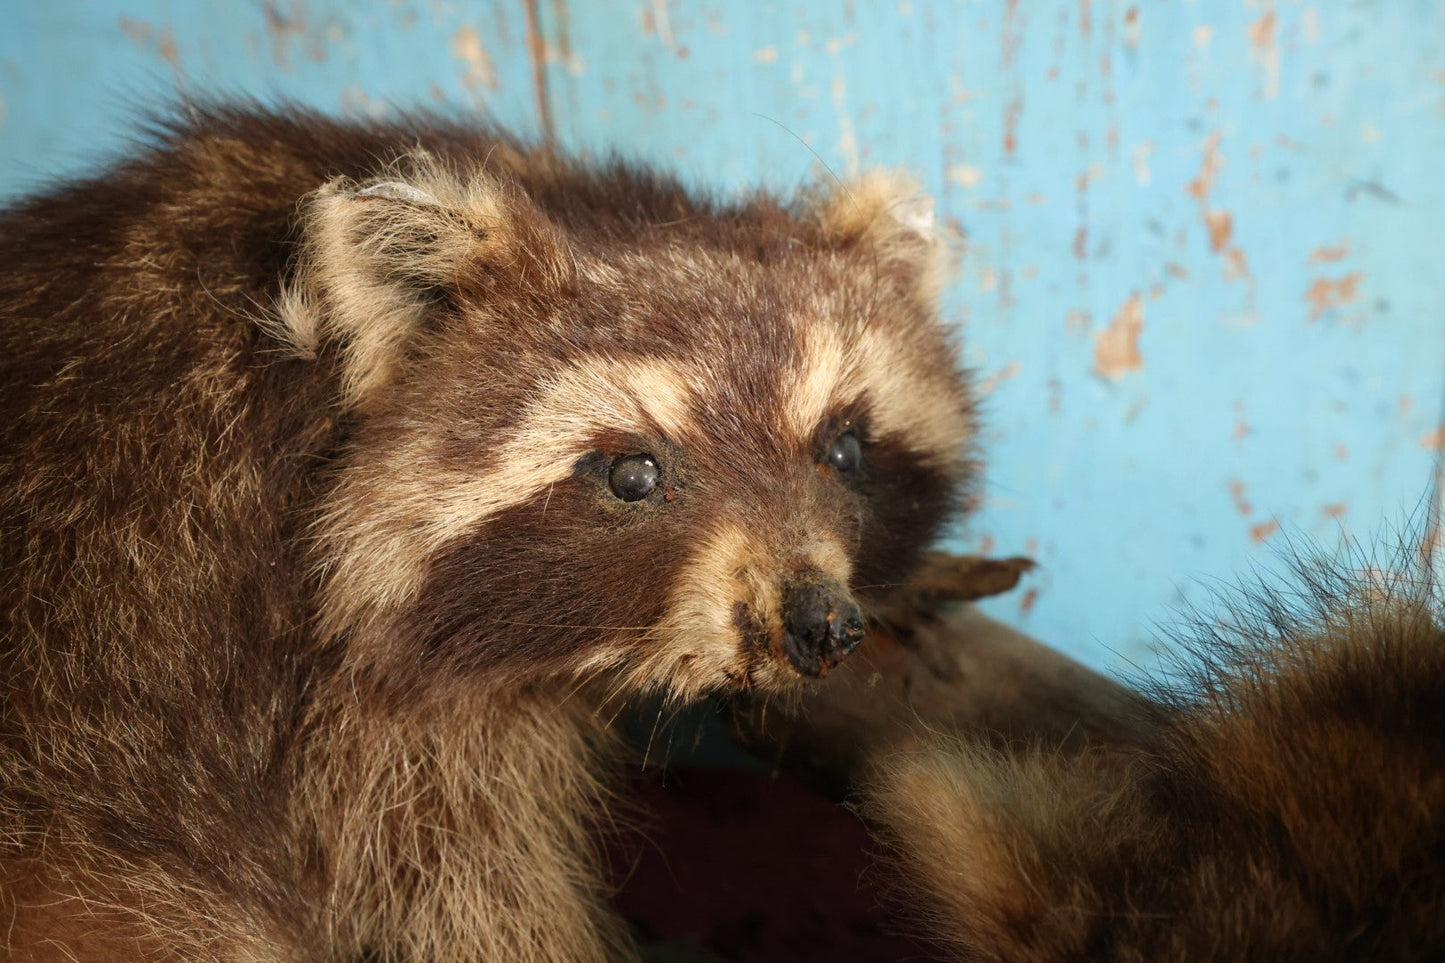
[320,355,699,631]
[785,321,970,468]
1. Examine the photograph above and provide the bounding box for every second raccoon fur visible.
[868,545,1445,961]
[0,106,974,960]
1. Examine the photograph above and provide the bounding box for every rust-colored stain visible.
[1223,246,1251,281]
[1420,526,1441,567]
[1093,292,1143,380]
[1250,520,1279,542]
[977,360,1021,397]
[1334,443,1350,461]
[977,534,995,555]
[522,0,555,142]
[119,17,180,67]
[1001,0,1022,70]
[1003,95,1023,156]
[1303,272,1365,321]
[1322,503,1348,518]
[451,26,500,95]
[1206,210,1233,253]
[1232,419,1251,441]
[1188,132,1251,280]
[1229,479,1253,518]
[1019,586,1039,616]
[1308,241,1351,264]
[1420,425,1445,450]
[1248,10,1280,100]
[262,2,326,70]
[1078,0,1092,40]
[1187,131,1222,201]
[1124,7,1140,49]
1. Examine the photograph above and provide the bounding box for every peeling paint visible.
[1205,209,1233,253]
[1093,292,1143,380]
[522,0,554,141]
[118,16,179,68]
[830,72,858,174]
[1247,7,1280,101]
[977,360,1022,397]
[1308,241,1351,264]
[1250,520,1280,542]
[1130,141,1153,186]
[1229,479,1253,518]
[262,2,328,71]
[947,164,982,188]
[451,25,499,95]
[1187,131,1222,203]
[1303,272,1365,321]
[1019,586,1039,616]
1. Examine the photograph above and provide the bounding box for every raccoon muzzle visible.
[780,580,865,677]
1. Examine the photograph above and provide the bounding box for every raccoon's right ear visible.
[285,166,573,403]
[811,172,946,301]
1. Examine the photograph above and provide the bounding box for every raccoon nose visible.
[781,582,866,678]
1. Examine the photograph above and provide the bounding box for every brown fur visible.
[867,549,1445,961]
[0,105,974,960]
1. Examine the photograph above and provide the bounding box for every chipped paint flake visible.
[1229,479,1253,518]
[1206,210,1234,253]
[1093,292,1144,380]
[451,25,499,94]
[751,45,778,63]
[1421,426,1445,450]
[1131,141,1154,186]
[1303,272,1365,321]
[977,360,1021,397]
[1187,131,1222,202]
[119,16,180,68]
[1248,9,1280,100]
[1250,520,1280,542]
[1308,241,1351,264]
[830,73,858,175]
[947,164,982,188]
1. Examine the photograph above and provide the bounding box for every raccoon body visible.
[0,106,974,961]
[869,554,1445,961]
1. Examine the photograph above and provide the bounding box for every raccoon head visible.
[291,159,974,703]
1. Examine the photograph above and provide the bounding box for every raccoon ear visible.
[291,166,572,402]
[813,172,944,296]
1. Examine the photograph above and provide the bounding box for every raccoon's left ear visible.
[813,172,945,298]
[288,164,573,403]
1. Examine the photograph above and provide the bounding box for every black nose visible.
[781,581,866,677]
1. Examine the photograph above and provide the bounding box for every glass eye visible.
[608,453,660,502]
[825,431,862,473]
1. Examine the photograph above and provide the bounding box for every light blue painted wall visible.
[4,1,1442,675]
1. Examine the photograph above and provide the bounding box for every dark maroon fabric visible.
[614,768,938,962]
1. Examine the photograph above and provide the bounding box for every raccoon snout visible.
[780,582,865,678]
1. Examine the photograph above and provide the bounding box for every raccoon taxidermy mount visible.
[0,106,977,961]
[868,544,1445,961]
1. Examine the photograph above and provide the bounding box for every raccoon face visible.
[295,163,974,702]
